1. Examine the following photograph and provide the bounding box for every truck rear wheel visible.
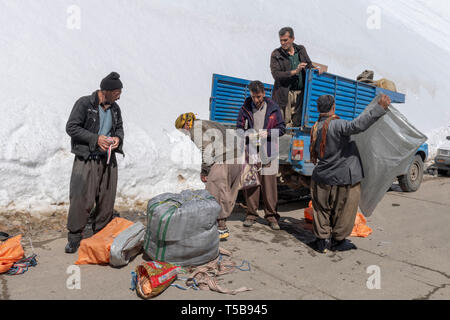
[398,155,424,192]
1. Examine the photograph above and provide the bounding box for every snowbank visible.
[0,0,449,214]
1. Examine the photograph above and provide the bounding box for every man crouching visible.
[175,113,242,241]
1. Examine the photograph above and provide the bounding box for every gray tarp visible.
[353,95,427,216]
[143,189,220,267]
[110,221,146,267]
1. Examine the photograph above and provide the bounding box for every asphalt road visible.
[1,176,449,300]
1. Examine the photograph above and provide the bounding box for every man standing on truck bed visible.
[270,27,322,128]
[309,94,391,253]
[65,72,125,254]
[236,80,286,230]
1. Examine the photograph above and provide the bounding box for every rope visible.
[230,260,251,272]
[130,271,137,291]
[6,254,38,275]
[170,283,188,290]
[182,248,253,295]
[170,249,252,294]
[171,277,199,291]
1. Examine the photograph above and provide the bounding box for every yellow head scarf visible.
[175,112,196,129]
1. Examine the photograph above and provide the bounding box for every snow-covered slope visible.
[0,0,449,214]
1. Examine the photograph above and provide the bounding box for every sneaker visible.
[64,241,80,254]
[331,239,357,252]
[309,238,331,254]
[243,219,256,228]
[269,222,280,230]
[219,228,230,241]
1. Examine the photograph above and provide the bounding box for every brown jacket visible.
[270,44,314,109]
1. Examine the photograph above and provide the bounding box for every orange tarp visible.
[0,235,24,273]
[304,201,372,238]
[75,218,133,265]
[350,213,373,238]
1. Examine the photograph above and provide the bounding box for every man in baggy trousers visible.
[65,72,125,253]
[309,94,391,253]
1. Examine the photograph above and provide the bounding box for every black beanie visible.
[100,72,123,91]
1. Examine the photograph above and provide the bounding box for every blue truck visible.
[209,70,428,193]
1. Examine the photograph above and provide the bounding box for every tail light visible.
[292,139,304,161]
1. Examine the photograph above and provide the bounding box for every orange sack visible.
[75,218,134,265]
[0,235,25,273]
[304,207,314,222]
[350,213,373,238]
[304,202,372,238]
[304,201,314,222]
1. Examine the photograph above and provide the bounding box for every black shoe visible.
[331,238,357,252]
[112,210,120,219]
[65,241,80,254]
[0,232,10,241]
[309,238,331,254]
[82,224,94,239]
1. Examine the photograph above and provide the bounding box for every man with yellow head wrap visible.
[175,112,197,131]
[175,113,242,241]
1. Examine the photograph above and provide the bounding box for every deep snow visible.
[0,0,449,214]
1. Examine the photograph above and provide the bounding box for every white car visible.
[434,136,450,176]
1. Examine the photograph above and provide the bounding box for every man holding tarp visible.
[308,94,391,254]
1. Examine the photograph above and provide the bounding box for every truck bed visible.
[209,71,408,174]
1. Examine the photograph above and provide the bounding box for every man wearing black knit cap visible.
[64,72,125,253]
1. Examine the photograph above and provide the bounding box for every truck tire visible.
[398,155,424,192]
[437,169,448,176]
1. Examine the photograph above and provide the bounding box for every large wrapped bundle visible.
[143,190,220,267]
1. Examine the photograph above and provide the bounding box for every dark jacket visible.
[236,97,286,158]
[66,91,124,160]
[270,43,314,109]
[311,104,387,186]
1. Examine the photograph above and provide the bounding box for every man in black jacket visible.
[64,72,125,253]
[270,27,323,127]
